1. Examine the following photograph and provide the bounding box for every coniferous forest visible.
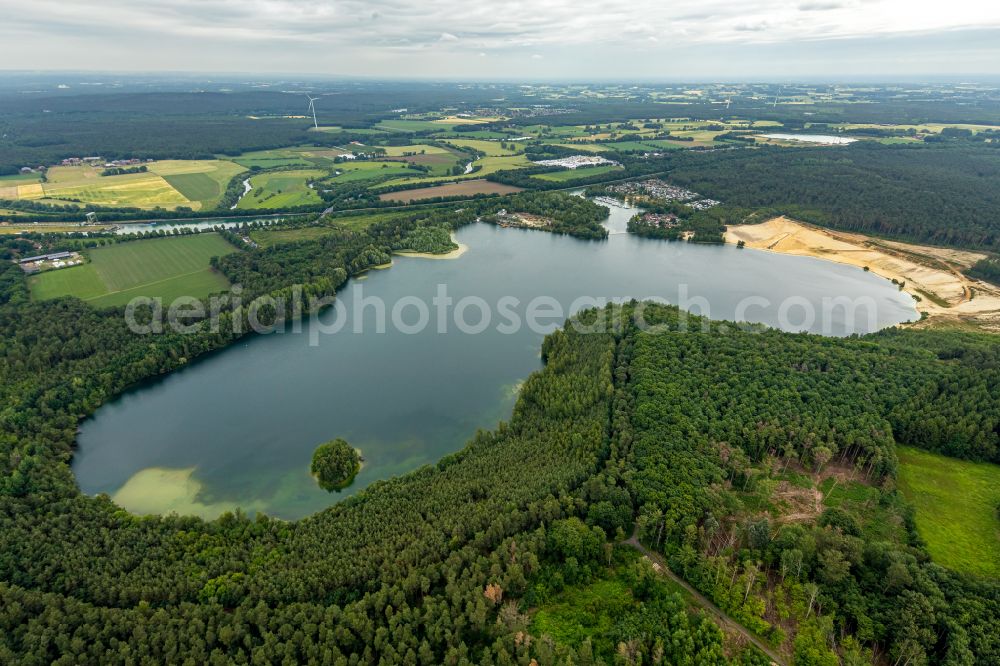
[659,142,1000,251]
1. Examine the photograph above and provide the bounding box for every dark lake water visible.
[73,199,917,519]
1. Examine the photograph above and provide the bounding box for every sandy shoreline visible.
[725,217,1000,330]
[112,466,266,519]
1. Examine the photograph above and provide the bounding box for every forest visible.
[618,305,1000,665]
[968,256,1000,287]
[660,142,1000,250]
[0,85,522,174]
[477,192,611,239]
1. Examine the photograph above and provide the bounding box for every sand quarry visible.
[726,217,1000,331]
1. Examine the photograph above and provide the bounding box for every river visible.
[73,198,917,519]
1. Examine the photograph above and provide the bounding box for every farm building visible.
[18,251,73,265]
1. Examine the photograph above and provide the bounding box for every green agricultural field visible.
[443,139,522,156]
[7,161,248,211]
[532,165,623,183]
[380,144,451,157]
[237,169,325,209]
[29,233,237,308]
[897,446,1000,577]
[377,154,532,188]
[149,159,246,208]
[434,130,526,140]
[466,152,532,174]
[598,141,661,152]
[432,130,516,140]
[229,146,339,170]
[43,165,100,184]
[328,162,417,184]
[375,144,464,175]
[42,172,190,209]
[377,119,460,133]
[832,122,1000,135]
[0,172,41,185]
[667,129,727,145]
[521,124,590,137]
[313,127,389,138]
[550,142,610,153]
[639,139,689,150]
[161,173,221,202]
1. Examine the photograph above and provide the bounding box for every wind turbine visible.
[725,97,732,110]
[773,87,781,108]
[306,94,319,129]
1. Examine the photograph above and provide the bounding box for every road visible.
[623,528,787,666]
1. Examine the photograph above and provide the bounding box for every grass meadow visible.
[29,233,236,308]
[443,139,523,156]
[328,162,416,184]
[377,119,462,133]
[378,154,532,188]
[897,446,1000,577]
[532,165,624,183]
[237,169,325,209]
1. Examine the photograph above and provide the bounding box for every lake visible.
[761,133,857,145]
[73,199,917,519]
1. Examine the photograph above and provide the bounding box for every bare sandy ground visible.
[726,217,1000,330]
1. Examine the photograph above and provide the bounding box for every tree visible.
[311,438,361,491]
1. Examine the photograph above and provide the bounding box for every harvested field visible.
[378,179,523,202]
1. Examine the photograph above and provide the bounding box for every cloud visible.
[0,0,998,76]
[734,22,770,32]
[799,1,845,10]
[5,0,999,49]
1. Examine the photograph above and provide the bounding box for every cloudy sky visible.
[1,0,999,79]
